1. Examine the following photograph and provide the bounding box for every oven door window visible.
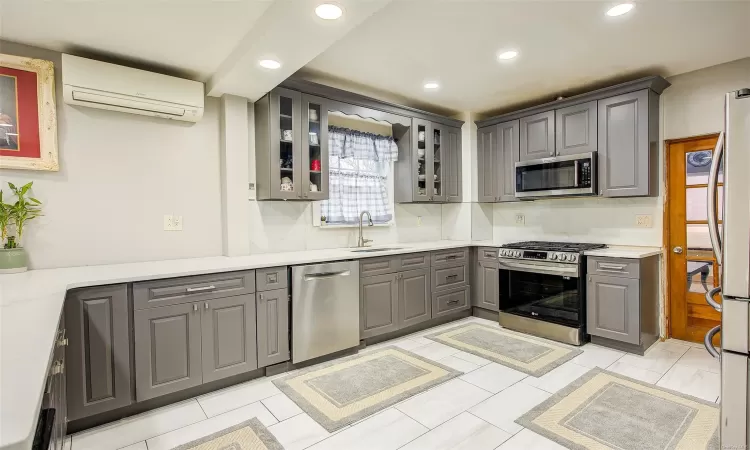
[500,270,581,327]
[516,160,586,193]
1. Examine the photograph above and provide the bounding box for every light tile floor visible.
[66,316,721,450]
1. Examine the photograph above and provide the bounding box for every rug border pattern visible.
[171,417,284,450]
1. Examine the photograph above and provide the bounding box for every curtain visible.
[321,127,398,225]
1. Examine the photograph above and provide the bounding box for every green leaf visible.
[7,182,16,191]
[29,198,42,204]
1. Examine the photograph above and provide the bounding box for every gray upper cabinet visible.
[431,123,446,202]
[257,288,290,368]
[255,87,329,201]
[202,294,258,383]
[519,110,555,161]
[360,273,399,338]
[587,274,640,345]
[496,120,520,202]
[399,268,431,328]
[65,285,132,421]
[598,90,655,197]
[555,101,597,156]
[135,302,202,401]
[477,126,496,202]
[444,126,462,203]
[473,260,499,312]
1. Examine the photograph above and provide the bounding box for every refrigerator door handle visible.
[703,325,721,359]
[705,286,722,312]
[707,131,724,263]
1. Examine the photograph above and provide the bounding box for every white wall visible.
[0,41,224,269]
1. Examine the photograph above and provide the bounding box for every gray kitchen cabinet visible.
[496,120,520,202]
[477,126,497,202]
[134,302,202,401]
[587,274,640,345]
[432,286,471,318]
[360,273,399,338]
[519,110,555,161]
[399,268,431,328]
[597,89,657,197]
[255,87,329,200]
[201,294,258,383]
[256,288,290,368]
[65,285,132,421]
[555,101,597,156]
[473,260,500,312]
[445,126,462,203]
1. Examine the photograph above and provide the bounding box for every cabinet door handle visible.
[588,276,592,282]
[186,285,216,293]
[193,304,198,312]
[259,293,264,301]
[204,302,209,310]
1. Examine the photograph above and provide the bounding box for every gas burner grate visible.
[500,241,606,252]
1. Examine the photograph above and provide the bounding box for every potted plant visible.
[0,182,42,274]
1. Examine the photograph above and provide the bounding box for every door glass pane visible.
[718,185,724,220]
[686,187,708,221]
[687,260,713,294]
[687,224,711,251]
[433,128,442,196]
[417,124,426,196]
[279,95,294,192]
[686,150,722,185]
[307,102,322,194]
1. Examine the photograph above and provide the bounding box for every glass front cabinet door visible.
[431,123,446,202]
[301,94,329,200]
[412,118,432,202]
[270,87,301,200]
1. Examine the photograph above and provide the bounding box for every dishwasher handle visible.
[304,270,351,281]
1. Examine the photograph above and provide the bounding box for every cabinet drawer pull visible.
[446,254,457,260]
[446,274,458,281]
[50,360,64,376]
[598,263,626,270]
[447,299,460,305]
[186,285,216,293]
[483,252,494,258]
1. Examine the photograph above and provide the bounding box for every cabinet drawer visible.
[431,264,468,291]
[432,286,470,318]
[360,256,398,277]
[587,257,640,279]
[396,252,430,271]
[477,247,499,262]
[431,248,468,266]
[134,270,255,310]
[257,266,288,291]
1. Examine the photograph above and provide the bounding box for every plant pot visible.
[0,247,28,274]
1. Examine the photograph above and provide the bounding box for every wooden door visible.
[519,110,554,161]
[477,126,497,202]
[360,274,399,338]
[399,268,431,328]
[667,134,722,344]
[134,302,202,401]
[65,285,132,420]
[257,288,290,368]
[202,294,258,383]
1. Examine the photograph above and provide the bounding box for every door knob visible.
[673,246,684,254]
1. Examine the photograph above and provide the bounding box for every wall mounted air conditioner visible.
[62,54,204,122]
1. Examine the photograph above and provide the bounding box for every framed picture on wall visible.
[0,53,59,171]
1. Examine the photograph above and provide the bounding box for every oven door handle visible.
[498,259,579,277]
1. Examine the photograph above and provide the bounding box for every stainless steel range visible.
[497,241,606,345]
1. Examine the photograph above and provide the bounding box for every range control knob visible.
[559,254,568,261]
[550,254,558,260]
[570,254,578,263]
[515,251,522,257]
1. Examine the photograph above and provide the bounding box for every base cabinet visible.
[400,268,431,328]
[587,275,640,345]
[360,273,399,338]
[66,285,132,421]
[202,295,258,383]
[135,302,203,401]
[257,288,290,368]
[473,260,500,312]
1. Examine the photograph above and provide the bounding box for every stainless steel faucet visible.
[358,211,374,247]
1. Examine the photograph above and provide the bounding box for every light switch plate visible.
[417,216,423,227]
[515,213,525,225]
[635,214,653,228]
[173,215,183,231]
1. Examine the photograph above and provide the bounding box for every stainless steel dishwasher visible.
[292,261,360,363]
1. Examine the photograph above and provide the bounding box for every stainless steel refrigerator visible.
[704,87,750,448]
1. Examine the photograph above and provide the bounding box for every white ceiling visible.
[1,0,748,114]
[302,1,750,115]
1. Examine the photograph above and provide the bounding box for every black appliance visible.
[497,241,606,345]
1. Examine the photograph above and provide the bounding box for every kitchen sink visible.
[349,247,406,253]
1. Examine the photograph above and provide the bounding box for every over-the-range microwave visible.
[515,152,596,199]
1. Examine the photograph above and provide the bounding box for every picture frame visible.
[0,53,59,171]
[309,132,319,146]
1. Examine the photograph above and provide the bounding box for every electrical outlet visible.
[635,214,653,228]
[173,215,183,231]
[417,216,423,227]
[515,213,525,225]
[163,214,183,231]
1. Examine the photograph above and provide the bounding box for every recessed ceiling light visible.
[259,59,281,70]
[498,50,519,60]
[315,3,343,20]
[606,3,634,16]
[424,82,439,90]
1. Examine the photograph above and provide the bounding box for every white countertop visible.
[0,240,477,450]
[583,246,662,258]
